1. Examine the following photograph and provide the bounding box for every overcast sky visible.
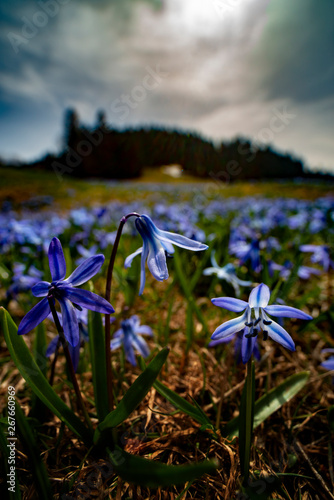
[0,0,333,172]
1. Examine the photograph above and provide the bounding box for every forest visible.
[15,109,331,182]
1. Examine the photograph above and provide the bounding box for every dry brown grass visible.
[1,301,333,499]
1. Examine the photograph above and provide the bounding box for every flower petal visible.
[48,237,66,281]
[69,343,80,373]
[110,337,123,350]
[32,281,50,297]
[265,305,312,320]
[160,239,175,254]
[131,335,150,358]
[135,325,153,336]
[211,312,247,340]
[211,297,248,312]
[299,244,318,252]
[203,267,218,276]
[146,242,168,283]
[57,297,79,347]
[123,336,137,366]
[241,332,258,364]
[136,216,169,283]
[140,214,208,251]
[210,251,219,268]
[18,297,51,335]
[321,359,334,371]
[157,228,208,251]
[65,255,104,286]
[208,336,232,347]
[46,336,60,357]
[249,283,270,308]
[124,247,143,268]
[139,243,149,296]
[321,348,334,355]
[62,287,114,314]
[266,320,295,351]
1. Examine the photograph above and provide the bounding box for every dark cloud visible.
[254,0,334,102]
[0,0,333,171]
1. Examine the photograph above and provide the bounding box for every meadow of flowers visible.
[1,184,334,499]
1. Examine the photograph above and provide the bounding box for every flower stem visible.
[47,297,93,431]
[105,212,140,412]
[48,336,61,386]
[239,358,255,486]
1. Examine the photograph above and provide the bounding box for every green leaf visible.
[224,371,310,439]
[33,322,48,377]
[94,348,169,442]
[239,360,255,483]
[0,307,92,445]
[108,446,218,488]
[0,422,21,499]
[173,250,209,336]
[138,357,212,428]
[88,309,109,422]
[15,401,53,499]
[30,321,49,420]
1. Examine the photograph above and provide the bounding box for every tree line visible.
[24,109,331,181]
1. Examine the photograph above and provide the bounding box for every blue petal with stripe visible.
[57,296,80,347]
[65,255,105,286]
[265,304,312,320]
[266,320,295,351]
[212,297,248,312]
[249,283,270,308]
[18,297,51,336]
[48,237,66,281]
[211,312,247,340]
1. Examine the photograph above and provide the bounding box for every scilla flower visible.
[203,251,251,296]
[110,315,153,366]
[125,214,208,295]
[300,244,333,272]
[211,283,312,358]
[18,237,114,347]
[321,348,334,372]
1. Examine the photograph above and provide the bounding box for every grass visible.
[1,166,334,211]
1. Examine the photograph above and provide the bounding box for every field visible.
[1,167,334,499]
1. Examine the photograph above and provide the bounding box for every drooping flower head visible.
[18,237,114,347]
[125,214,208,295]
[211,283,312,361]
[110,315,153,366]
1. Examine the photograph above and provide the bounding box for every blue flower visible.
[203,251,251,296]
[18,237,114,347]
[125,214,208,295]
[8,263,43,298]
[300,244,333,272]
[211,283,312,360]
[321,348,334,373]
[229,238,261,273]
[209,329,261,364]
[110,315,153,366]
